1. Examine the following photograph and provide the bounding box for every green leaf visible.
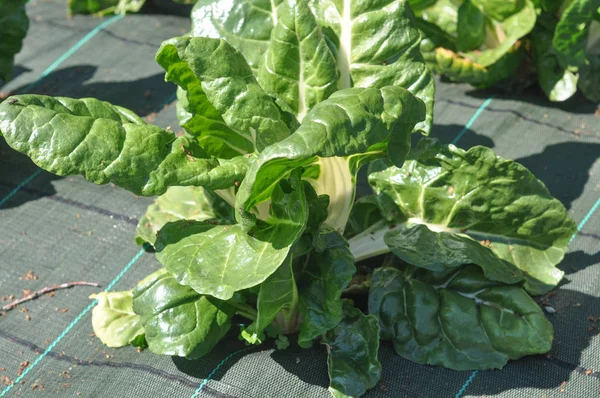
[369,265,554,370]
[258,0,339,121]
[191,0,281,71]
[553,0,599,68]
[531,15,579,102]
[466,0,536,67]
[132,269,234,359]
[0,0,29,82]
[135,186,234,246]
[415,0,459,38]
[242,254,298,343]
[578,55,600,101]
[408,0,437,11]
[90,291,144,348]
[471,0,525,21]
[308,0,435,135]
[236,86,425,232]
[322,304,382,398]
[68,0,145,16]
[297,228,356,348]
[457,0,487,52]
[0,95,250,196]
[367,138,577,295]
[156,170,308,300]
[156,37,292,154]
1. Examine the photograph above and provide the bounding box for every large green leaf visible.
[369,265,554,370]
[0,95,250,195]
[156,37,292,155]
[135,186,234,246]
[457,0,487,52]
[190,0,281,71]
[242,254,298,343]
[531,15,578,102]
[307,0,435,135]
[322,304,382,398]
[132,269,234,359]
[366,138,577,295]
[578,54,600,101]
[297,228,356,347]
[155,171,308,300]
[0,0,29,82]
[236,86,425,232]
[258,0,339,121]
[90,291,144,348]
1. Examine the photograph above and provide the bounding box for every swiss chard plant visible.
[0,0,29,83]
[0,0,576,396]
[415,0,600,102]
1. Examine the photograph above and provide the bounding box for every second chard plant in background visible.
[0,0,577,396]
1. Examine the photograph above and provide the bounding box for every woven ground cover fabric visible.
[0,1,598,397]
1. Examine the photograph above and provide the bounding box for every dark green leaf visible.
[322,304,382,398]
[132,269,234,359]
[0,0,29,82]
[457,0,487,52]
[369,265,554,370]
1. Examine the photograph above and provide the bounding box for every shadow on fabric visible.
[8,64,175,117]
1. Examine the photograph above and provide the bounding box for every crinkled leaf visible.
[156,37,291,155]
[242,254,297,343]
[457,0,487,52]
[308,0,435,135]
[190,0,281,71]
[368,138,577,295]
[0,95,249,195]
[531,16,578,102]
[369,265,554,370]
[297,228,356,348]
[90,291,144,348]
[156,171,308,300]
[258,0,339,121]
[132,269,234,359]
[0,0,29,82]
[236,86,425,230]
[135,186,234,246]
[322,304,382,398]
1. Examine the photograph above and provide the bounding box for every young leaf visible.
[242,254,298,343]
[191,0,281,71]
[132,269,234,359]
[155,170,308,300]
[308,0,435,135]
[365,138,577,295]
[258,0,339,121]
[369,265,554,370]
[553,0,598,68]
[322,304,382,398]
[90,291,144,348]
[0,0,29,82]
[156,36,291,152]
[297,228,356,348]
[236,86,425,232]
[0,95,250,196]
[135,186,234,246]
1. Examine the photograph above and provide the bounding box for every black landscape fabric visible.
[0,1,599,397]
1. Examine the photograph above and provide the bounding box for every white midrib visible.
[270,0,278,26]
[297,32,307,121]
[337,0,352,89]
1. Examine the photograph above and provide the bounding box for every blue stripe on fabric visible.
[20,14,124,93]
[0,248,145,397]
[0,169,41,207]
[451,97,494,145]
[191,347,254,398]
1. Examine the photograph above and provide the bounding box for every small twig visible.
[1,282,100,312]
